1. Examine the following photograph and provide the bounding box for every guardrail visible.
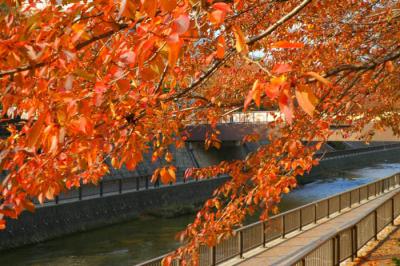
[38,144,400,206]
[218,111,278,124]
[322,143,400,159]
[137,173,400,266]
[38,173,227,206]
[293,180,400,266]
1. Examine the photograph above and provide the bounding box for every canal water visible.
[1,158,400,265]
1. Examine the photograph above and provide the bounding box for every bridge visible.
[138,172,400,266]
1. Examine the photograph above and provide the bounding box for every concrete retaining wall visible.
[306,146,400,180]
[0,177,228,251]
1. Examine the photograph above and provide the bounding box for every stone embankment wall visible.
[306,145,400,179]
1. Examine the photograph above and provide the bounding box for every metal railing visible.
[293,181,400,266]
[322,143,400,159]
[137,173,400,266]
[39,144,400,206]
[218,111,279,124]
[38,173,228,206]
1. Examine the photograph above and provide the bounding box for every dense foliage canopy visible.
[0,0,400,263]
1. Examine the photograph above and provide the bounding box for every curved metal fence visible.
[137,173,400,266]
[293,185,400,266]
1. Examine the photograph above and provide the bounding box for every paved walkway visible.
[222,187,400,266]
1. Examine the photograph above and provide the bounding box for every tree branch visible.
[324,46,400,78]
[0,22,129,78]
[167,0,313,101]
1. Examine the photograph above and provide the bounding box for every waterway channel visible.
[1,157,400,266]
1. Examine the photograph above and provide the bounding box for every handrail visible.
[137,172,400,266]
[292,182,400,265]
[37,144,400,206]
[322,143,400,158]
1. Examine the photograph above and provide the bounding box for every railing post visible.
[339,195,341,213]
[314,204,317,224]
[332,236,336,266]
[145,176,149,189]
[211,246,216,266]
[99,181,103,197]
[299,209,303,231]
[262,222,266,247]
[375,182,378,196]
[351,227,355,261]
[55,196,59,204]
[392,197,395,225]
[359,187,361,204]
[136,177,140,191]
[352,226,358,260]
[78,186,82,200]
[349,191,352,208]
[374,210,378,240]
[336,234,340,266]
[301,258,305,266]
[367,185,369,200]
[282,215,286,239]
[239,230,244,258]
[327,199,330,218]
[118,178,122,194]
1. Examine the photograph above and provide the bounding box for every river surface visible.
[1,158,400,266]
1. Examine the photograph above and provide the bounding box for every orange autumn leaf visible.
[216,35,225,59]
[172,14,190,35]
[21,200,35,213]
[168,166,176,182]
[0,221,5,230]
[265,76,287,99]
[26,112,46,149]
[244,88,253,111]
[252,79,261,108]
[232,26,248,53]
[272,63,292,74]
[210,10,226,25]
[212,2,232,12]
[160,0,176,12]
[167,33,182,67]
[278,89,293,124]
[160,167,172,184]
[385,61,395,73]
[142,0,157,17]
[244,79,262,110]
[295,85,319,117]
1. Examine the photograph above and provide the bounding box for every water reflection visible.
[280,162,400,210]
